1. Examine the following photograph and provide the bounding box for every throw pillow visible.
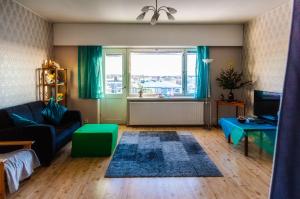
[41,98,67,125]
[10,113,38,127]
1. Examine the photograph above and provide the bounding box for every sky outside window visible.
[130,52,183,96]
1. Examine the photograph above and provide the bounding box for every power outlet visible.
[83,119,89,124]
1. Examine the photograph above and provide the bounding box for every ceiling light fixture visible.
[136,0,177,25]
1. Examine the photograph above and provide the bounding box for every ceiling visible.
[15,0,288,24]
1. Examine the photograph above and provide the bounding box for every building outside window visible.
[130,52,183,96]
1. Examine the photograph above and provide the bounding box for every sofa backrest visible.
[27,101,46,124]
[0,101,46,129]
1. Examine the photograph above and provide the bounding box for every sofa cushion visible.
[6,104,34,123]
[42,98,67,125]
[55,121,81,150]
[10,113,38,127]
[27,101,46,124]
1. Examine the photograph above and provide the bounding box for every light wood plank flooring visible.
[8,126,273,199]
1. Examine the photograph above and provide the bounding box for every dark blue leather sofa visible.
[0,101,82,165]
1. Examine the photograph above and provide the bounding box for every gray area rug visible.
[105,131,223,177]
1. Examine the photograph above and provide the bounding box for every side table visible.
[216,100,246,124]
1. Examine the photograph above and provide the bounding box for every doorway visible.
[100,49,127,124]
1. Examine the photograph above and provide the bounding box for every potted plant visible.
[138,84,144,98]
[216,65,251,101]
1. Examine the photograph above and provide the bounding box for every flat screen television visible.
[254,90,281,122]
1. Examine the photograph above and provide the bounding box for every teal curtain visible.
[78,46,104,99]
[195,46,210,100]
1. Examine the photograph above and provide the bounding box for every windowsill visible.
[127,96,200,101]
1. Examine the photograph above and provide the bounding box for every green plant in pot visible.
[138,83,144,98]
[216,65,251,101]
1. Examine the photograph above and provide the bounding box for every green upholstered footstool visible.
[71,124,118,157]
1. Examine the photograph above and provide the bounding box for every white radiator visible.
[128,101,204,125]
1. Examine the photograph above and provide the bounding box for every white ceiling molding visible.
[53,23,243,46]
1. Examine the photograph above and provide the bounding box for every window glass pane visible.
[187,53,197,95]
[105,54,123,94]
[130,52,183,96]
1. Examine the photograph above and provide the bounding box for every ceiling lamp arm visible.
[150,5,156,10]
[141,5,156,12]
[158,8,168,13]
[159,6,177,14]
[158,6,168,12]
[148,7,156,12]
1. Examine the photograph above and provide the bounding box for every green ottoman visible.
[71,124,118,157]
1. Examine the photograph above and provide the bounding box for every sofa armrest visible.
[22,124,56,166]
[0,127,23,141]
[61,110,82,125]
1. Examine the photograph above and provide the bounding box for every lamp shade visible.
[141,6,151,12]
[167,7,177,14]
[136,12,146,20]
[202,59,214,64]
[151,12,159,25]
[167,12,175,20]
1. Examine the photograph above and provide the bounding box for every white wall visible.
[53,23,243,46]
[53,46,100,123]
[210,47,243,124]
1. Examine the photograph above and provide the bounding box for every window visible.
[187,53,197,95]
[104,54,123,94]
[130,52,183,96]
[103,48,197,97]
[129,50,197,96]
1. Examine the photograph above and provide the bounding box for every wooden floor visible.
[8,126,273,199]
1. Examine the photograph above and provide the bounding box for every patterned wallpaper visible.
[243,1,292,112]
[243,2,292,92]
[0,0,52,109]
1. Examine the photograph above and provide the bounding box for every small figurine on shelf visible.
[42,60,47,68]
[57,93,64,101]
[45,72,55,84]
[51,61,60,69]
[42,59,61,69]
[57,73,65,84]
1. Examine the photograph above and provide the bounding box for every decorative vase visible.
[138,90,143,98]
[228,90,234,101]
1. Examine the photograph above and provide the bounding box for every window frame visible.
[185,50,198,96]
[102,47,197,98]
[128,48,196,97]
[102,48,127,98]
